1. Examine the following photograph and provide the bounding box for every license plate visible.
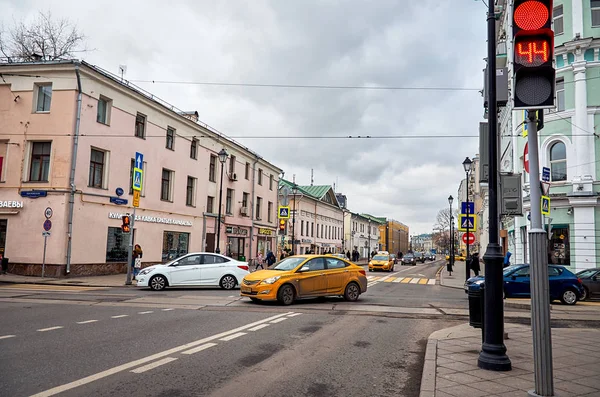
[241,287,252,294]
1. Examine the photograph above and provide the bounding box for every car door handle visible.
[344,270,349,272]
[320,273,325,276]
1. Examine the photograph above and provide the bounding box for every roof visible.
[280,180,340,207]
[360,214,386,224]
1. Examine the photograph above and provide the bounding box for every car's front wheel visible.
[149,275,167,291]
[219,275,237,290]
[277,284,295,305]
[560,288,578,305]
[344,282,360,302]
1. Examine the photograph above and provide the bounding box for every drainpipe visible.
[249,155,261,261]
[65,62,82,275]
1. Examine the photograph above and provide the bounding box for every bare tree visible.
[0,11,86,62]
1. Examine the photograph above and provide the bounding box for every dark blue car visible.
[464,264,585,305]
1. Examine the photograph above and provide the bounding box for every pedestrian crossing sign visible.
[278,206,290,219]
[132,168,143,191]
[458,214,477,232]
[541,196,550,215]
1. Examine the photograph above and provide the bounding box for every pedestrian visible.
[397,251,403,259]
[266,251,276,267]
[132,244,143,279]
[280,251,286,261]
[346,250,351,260]
[471,253,481,276]
[447,258,453,276]
[255,252,264,271]
[503,251,512,268]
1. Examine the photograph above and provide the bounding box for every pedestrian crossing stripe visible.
[367,276,436,285]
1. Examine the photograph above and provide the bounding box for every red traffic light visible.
[121,215,131,233]
[514,1,549,31]
[279,219,286,230]
[515,38,551,66]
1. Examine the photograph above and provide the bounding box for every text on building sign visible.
[108,212,192,226]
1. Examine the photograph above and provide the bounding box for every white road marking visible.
[409,278,420,284]
[76,320,98,324]
[130,357,178,374]
[161,308,174,311]
[181,342,218,355]
[138,311,153,314]
[393,277,404,283]
[270,317,288,324]
[287,313,302,317]
[37,326,63,332]
[248,324,270,331]
[30,312,293,397]
[0,335,16,340]
[428,279,436,285]
[219,332,247,341]
[111,315,128,319]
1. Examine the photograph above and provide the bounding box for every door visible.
[297,258,327,296]
[205,233,215,252]
[324,257,349,294]
[506,266,531,297]
[169,254,202,285]
[200,254,230,285]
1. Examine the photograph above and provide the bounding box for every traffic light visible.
[121,215,131,234]
[512,0,555,109]
[279,219,286,233]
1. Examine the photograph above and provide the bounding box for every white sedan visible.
[135,252,250,291]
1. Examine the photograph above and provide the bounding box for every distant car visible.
[369,254,395,272]
[576,268,600,301]
[136,252,249,291]
[427,253,436,261]
[415,252,426,263]
[464,264,585,305]
[402,254,416,266]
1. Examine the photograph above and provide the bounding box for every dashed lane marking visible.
[0,335,16,340]
[288,313,302,317]
[76,320,98,324]
[181,342,218,355]
[130,357,178,374]
[219,332,247,341]
[161,308,174,311]
[248,324,270,331]
[138,311,154,314]
[270,317,288,324]
[37,326,63,332]
[111,315,128,319]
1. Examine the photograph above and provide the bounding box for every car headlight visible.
[473,279,485,285]
[138,268,154,276]
[260,276,281,285]
[368,262,373,266]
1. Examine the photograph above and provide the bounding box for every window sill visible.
[166,147,174,151]
[96,120,110,126]
[226,212,233,216]
[88,185,108,190]
[186,204,196,208]
[160,199,173,203]
[23,180,49,183]
[209,180,216,184]
[134,136,146,140]
[190,156,198,160]
[34,111,50,114]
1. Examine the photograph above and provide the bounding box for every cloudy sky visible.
[3,0,487,234]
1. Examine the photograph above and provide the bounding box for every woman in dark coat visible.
[446,259,453,276]
[470,253,481,276]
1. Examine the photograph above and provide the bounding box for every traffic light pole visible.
[478,0,511,371]
[125,208,136,285]
[526,111,554,397]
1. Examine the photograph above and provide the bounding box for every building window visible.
[593,0,600,26]
[209,155,217,182]
[190,138,198,159]
[97,96,111,124]
[301,220,304,236]
[226,188,234,215]
[553,5,563,35]
[229,155,236,175]
[556,78,565,112]
[29,142,51,182]
[311,222,314,237]
[35,84,52,112]
[106,227,129,262]
[186,176,196,207]
[256,197,262,220]
[548,226,570,265]
[161,168,173,201]
[258,169,263,185]
[135,113,146,139]
[269,175,274,190]
[162,231,189,262]
[268,201,273,222]
[166,127,175,150]
[89,148,106,188]
[207,196,214,213]
[242,192,249,210]
[245,162,250,180]
[550,142,567,182]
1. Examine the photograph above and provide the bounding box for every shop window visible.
[106,227,129,262]
[226,237,245,260]
[550,142,567,182]
[29,141,51,182]
[162,231,189,262]
[548,226,570,266]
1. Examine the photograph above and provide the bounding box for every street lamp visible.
[463,156,472,282]
[291,183,298,255]
[448,195,454,270]
[215,148,228,254]
[368,219,371,260]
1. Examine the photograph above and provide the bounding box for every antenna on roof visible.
[311,169,314,186]
[118,65,127,82]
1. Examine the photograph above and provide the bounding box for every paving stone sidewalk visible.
[420,323,600,397]
[0,272,132,287]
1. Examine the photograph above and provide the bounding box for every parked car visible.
[576,268,600,301]
[369,254,395,272]
[240,255,368,305]
[464,264,585,305]
[402,254,416,266]
[136,252,249,291]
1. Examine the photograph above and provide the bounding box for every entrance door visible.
[205,233,215,253]
[0,220,6,258]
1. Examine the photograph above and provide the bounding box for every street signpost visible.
[43,219,52,231]
[44,207,53,219]
[461,202,475,215]
[132,191,140,208]
[541,196,550,216]
[110,197,128,205]
[542,167,550,182]
[458,214,477,232]
[462,232,476,245]
[126,152,144,285]
[278,206,290,219]
[524,142,529,174]
[42,210,53,278]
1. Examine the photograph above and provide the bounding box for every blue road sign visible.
[110,197,128,205]
[115,187,124,197]
[461,202,475,215]
[132,169,143,191]
[542,167,550,182]
[135,152,144,170]
[43,219,52,231]
[20,190,47,198]
[458,214,477,232]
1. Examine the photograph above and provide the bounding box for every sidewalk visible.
[0,273,133,287]
[440,261,480,290]
[420,322,600,397]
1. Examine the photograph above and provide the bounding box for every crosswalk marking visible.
[427,279,436,285]
[366,276,436,286]
[384,277,396,283]
[401,278,412,283]
[418,278,428,285]
[409,278,419,284]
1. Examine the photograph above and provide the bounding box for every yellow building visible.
[376,218,409,254]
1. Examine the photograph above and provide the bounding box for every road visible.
[0,260,466,397]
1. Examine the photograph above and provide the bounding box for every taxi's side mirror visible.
[299,265,310,272]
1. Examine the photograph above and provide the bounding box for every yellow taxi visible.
[368,251,395,272]
[446,254,467,261]
[240,255,368,305]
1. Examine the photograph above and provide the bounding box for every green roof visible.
[360,214,386,224]
[280,179,340,207]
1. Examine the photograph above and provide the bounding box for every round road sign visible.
[44,207,53,219]
[43,219,52,231]
[524,142,529,174]
[462,232,475,245]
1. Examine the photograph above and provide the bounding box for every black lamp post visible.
[448,195,454,270]
[367,219,371,260]
[291,183,298,255]
[215,148,228,254]
[463,157,473,282]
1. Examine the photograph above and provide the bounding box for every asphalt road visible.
[0,300,457,397]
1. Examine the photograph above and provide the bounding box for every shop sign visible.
[301,239,313,244]
[258,228,273,236]
[108,212,192,227]
[226,226,249,236]
[0,201,24,208]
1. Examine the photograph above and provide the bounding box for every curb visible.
[0,279,134,288]
[419,338,437,397]
[439,268,464,290]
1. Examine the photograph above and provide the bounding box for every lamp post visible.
[463,157,473,282]
[367,219,371,260]
[448,195,454,270]
[215,148,228,254]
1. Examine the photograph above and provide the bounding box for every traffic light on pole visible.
[121,215,131,234]
[512,0,555,109]
[279,219,286,233]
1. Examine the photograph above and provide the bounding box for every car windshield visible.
[404,254,414,258]
[272,257,306,271]
[576,269,597,278]
[373,255,388,261]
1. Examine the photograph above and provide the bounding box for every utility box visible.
[479,122,489,184]
[500,173,523,216]
[483,67,509,109]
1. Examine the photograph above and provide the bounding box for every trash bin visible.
[468,282,484,328]
[238,255,246,262]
